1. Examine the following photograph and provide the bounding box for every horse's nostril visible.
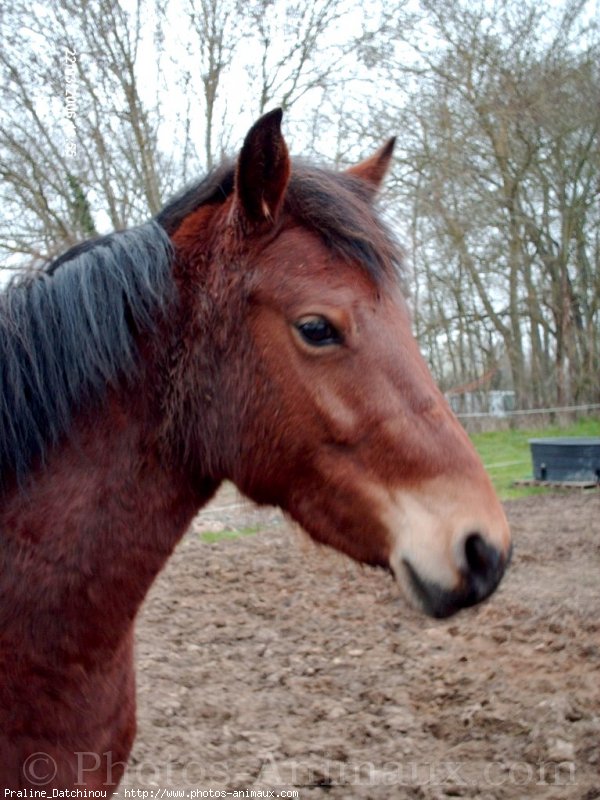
[463,532,500,580]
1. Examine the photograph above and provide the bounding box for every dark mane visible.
[157,160,401,282]
[156,161,235,235]
[0,222,174,485]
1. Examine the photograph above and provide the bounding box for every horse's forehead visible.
[259,225,330,268]
[256,225,381,292]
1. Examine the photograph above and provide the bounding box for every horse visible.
[0,109,511,791]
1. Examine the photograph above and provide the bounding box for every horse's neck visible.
[0,392,217,665]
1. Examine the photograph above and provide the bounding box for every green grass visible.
[471,416,600,500]
[199,525,260,543]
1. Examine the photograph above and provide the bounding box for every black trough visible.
[529,437,600,483]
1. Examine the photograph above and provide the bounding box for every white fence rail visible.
[456,403,600,433]
[456,402,600,420]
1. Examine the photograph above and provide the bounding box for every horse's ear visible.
[346,138,396,193]
[234,108,291,227]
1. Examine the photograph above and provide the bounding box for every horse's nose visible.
[449,530,512,615]
[399,530,511,619]
[386,476,512,618]
[463,531,504,596]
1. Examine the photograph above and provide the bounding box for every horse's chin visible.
[392,559,464,618]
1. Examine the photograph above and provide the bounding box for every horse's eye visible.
[295,316,343,347]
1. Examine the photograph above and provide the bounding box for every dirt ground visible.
[120,488,600,799]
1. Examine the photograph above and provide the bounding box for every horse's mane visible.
[0,222,174,484]
[157,159,401,283]
[0,158,400,486]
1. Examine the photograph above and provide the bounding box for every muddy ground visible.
[120,489,600,799]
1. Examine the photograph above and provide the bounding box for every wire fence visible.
[456,403,600,433]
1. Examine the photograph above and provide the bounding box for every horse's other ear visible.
[346,137,396,193]
[234,108,291,227]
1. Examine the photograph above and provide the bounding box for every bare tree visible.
[360,0,600,406]
[242,0,348,115]
[0,0,171,263]
[183,0,239,170]
[0,0,372,266]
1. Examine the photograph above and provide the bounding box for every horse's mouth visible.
[397,547,512,619]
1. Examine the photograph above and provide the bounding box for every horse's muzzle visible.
[400,539,513,618]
